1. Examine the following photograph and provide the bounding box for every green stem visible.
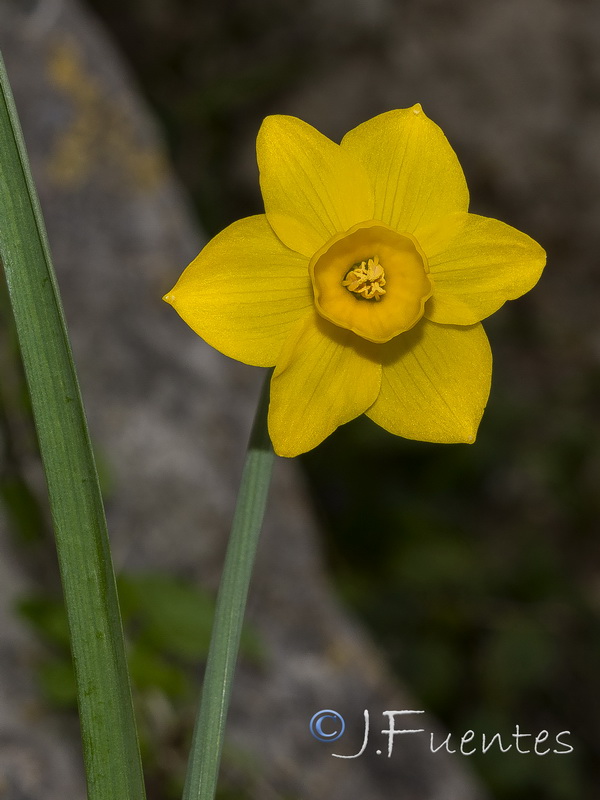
[183,372,275,800]
[0,50,145,800]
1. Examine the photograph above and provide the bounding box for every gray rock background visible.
[0,1,494,799]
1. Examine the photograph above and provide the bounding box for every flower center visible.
[342,256,386,301]
[309,221,432,343]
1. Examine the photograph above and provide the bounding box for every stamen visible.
[342,255,387,301]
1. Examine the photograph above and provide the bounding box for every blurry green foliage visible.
[0,476,46,543]
[119,573,218,664]
[18,572,263,699]
[17,573,262,800]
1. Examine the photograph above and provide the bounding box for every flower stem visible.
[0,50,145,800]
[183,372,275,800]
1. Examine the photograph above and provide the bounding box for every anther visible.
[342,255,387,301]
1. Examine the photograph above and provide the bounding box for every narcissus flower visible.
[164,107,545,458]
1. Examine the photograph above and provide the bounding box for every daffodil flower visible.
[165,107,545,458]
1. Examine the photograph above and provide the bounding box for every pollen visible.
[342,255,387,301]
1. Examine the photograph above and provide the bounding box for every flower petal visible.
[341,106,469,233]
[420,213,546,324]
[367,319,491,443]
[164,215,312,367]
[257,115,374,258]
[269,312,381,457]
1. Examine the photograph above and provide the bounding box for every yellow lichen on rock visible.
[46,38,167,192]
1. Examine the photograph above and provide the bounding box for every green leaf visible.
[183,373,274,800]
[0,50,145,800]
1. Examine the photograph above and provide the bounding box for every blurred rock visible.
[0,1,486,799]
[0,522,86,800]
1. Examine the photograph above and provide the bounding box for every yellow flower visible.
[164,107,545,458]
